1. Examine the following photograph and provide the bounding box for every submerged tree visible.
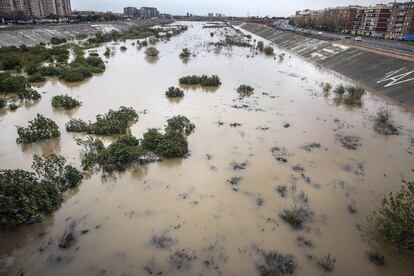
[165,86,184,98]
[16,114,60,144]
[0,155,82,229]
[145,47,159,57]
[51,95,82,110]
[370,180,414,250]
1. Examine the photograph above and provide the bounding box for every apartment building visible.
[0,0,71,17]
[123,7,138,18]
[387,1,414,39]
[352,5,392,38]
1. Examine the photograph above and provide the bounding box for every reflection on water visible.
[0,21,414,276]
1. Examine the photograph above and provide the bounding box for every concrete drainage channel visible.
[239,22,414,110]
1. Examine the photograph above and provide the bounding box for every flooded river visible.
[1,22,414,275]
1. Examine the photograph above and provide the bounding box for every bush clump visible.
[145,47,159,57]
[237,85,254,97]
[0,154,82,229]
[142,116,195,158]
[179,75,221,87]
[263,46,274,55]
[279,206,313,230]
[0,98,6,109]
[65,118,89,132]
[333,84,365,106]
[343,86,365,106]
[104,47,111,57]
[16,114,60,144]
[257,41,264,51]
[50,36,67,45]
[179,48,191,58]
[51,95,82,110]
[17,88,41,101]
[1,54,21,70]
[333,84,346,96]
[371,180,414,250]
[66,106,138,136]
[374,107,399,135]
[80,116,196,172]
[0,72,28,94]
[256,250,297,276]
[165,86,184,98]
[27,73,46,83]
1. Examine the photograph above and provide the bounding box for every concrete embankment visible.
[240,23,414,109]
[0,19,172,47]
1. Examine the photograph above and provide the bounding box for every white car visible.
[354,36,362,41]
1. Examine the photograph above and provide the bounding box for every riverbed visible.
[0,21,413,276]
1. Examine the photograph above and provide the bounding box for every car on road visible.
[354,36,362,41]
[344,35,352,39]
[317,32,323,35]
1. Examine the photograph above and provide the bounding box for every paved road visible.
[276,25,414,56]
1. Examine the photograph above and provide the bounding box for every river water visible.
[0,22,413,276]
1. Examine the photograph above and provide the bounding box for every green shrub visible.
[237,85,254,97]
[0,155,82,229]
[179,48,191,58]
[142,129,164,152]
[165,115,196,135]
[374,107,399,135]
[66,106,138,135]
[0,169,61,229]
[145,47,159,57]
[263,46,274,55]
[50,36,67,45]
[65,118,89,132]
[104,47,111,57]
[371,181,414,250]
[165,86,184,98]
[16,114,60,144]
[1,54,21,70]
[0,98,6,109]
[279,206,313,230]
[179,75,221,87]
[8,103,19,111]
[51,95,81,110]
[155,131,189,158]
[256,250,297,276]
[333,84,346,96]
[80,115,196,172]
[32,154,83,190]
[0,72,28,94]
[323,83,332,92]
[39,65,61,76]
[257,41,264,51]
[27,73,46,83]
[80,135,144,172]
[17,88,41,101]
[343,85,365,106]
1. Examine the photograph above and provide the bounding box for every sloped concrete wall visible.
[240,23,414,108]
[0,19,172,47]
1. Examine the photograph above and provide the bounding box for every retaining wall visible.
[240,23,414,109]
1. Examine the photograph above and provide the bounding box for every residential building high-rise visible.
[386,1,414,39]
[0,0,71,17]
[352,4,392,38]
[124,6,137,18]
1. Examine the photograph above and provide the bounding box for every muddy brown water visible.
[1,22,414,275]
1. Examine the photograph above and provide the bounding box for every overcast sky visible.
[71,0,389,17]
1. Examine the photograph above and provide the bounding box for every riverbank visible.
[0,19,173,47]
[238,22,414,110]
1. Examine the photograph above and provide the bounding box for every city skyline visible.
[71,0,389,17]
